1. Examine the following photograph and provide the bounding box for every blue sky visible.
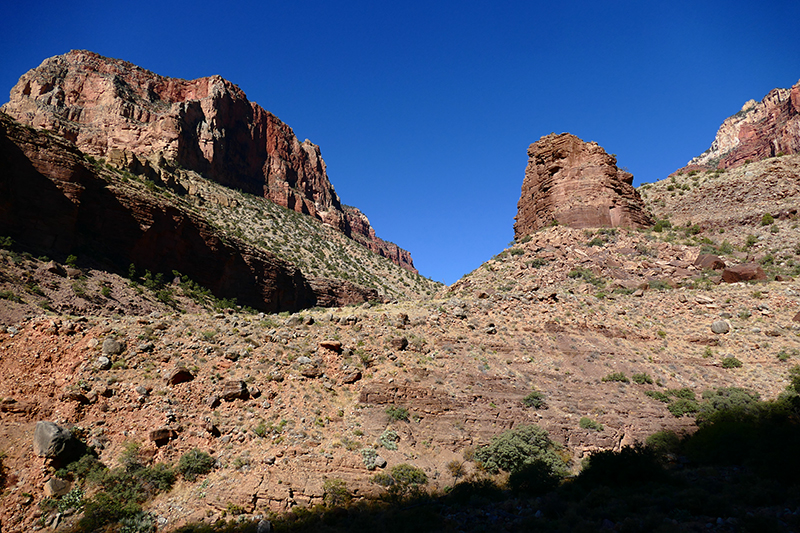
[3,1,800,284]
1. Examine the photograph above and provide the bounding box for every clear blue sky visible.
[3,1,799,284]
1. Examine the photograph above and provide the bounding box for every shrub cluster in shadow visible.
[166,368,800,533]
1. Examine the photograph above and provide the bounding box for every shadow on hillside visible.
[168,398,800,533]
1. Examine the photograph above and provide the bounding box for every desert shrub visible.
[649,280,672,291]
[507,459,561,494]
[372,463,428,501]
[667,398,699,417]
[474,424,568,477]
[586,237,604,247]
[631,373,654,385]
[385,405,409,422]
[567,268,605,288]
[446,477,504,505]
[322,477,351,506]
[527,258,549,268]
[601,372,629,383]
[721,356,743,369]
[680,403,800,483]
[78,457,175,532]
[509,248,525,256]
[0,236,13,249]
[684,224,702,236]
[177,449,215,481]
[645,390,671,403]
[379,429,400,450]
[360,448,380,470]
[653,220,672,232]
[579,417,603,431]
[645,430,681,455]
[761,213,774,226]
[578,444,667,486]
[695,387,762,425]
[666,388,695,400]
[446,460,466,479]
[522,389,547,409]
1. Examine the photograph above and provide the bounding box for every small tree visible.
[474,424,569,477]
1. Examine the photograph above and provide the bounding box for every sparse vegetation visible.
[601,372,629,383]
[385,405,409,422]
[176,449,215,481]
[579,417,603,431]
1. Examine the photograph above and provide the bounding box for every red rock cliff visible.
[514,133,652,238]
[1,50,416,272]
[0,112,380,311]
[682,79,800,171]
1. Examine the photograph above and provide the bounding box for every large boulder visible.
[514,133,652,237]
[722,263,767,283]
[695,254,726,270]
[33,421,72,458]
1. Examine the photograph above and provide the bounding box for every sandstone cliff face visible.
[685,79,800,170]
[1,50,416,272]
[514,133,652,238]
[0,112,379,311]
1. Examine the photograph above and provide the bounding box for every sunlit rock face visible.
[514,133,652,238]
[2,50,416,272]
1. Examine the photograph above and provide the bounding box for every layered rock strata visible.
[684,79,800,170]
[0,113,379,311]
[514,133,652,238]
[1,50,416,272]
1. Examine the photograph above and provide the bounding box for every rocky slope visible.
[2,222,800,531]
[1,50,416,272]
[682,79,800,171]
[514,133,652,238]
[0,112,437,315]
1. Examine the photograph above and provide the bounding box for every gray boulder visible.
[711,320,730,334]
[33,421,72,458]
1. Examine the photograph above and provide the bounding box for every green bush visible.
[696,387,761,425]
[645,430,681,455]
[372,463,428,501]
[667,398,699,417]
[177,449,215,481]
[567,268,605,288]
[379,429,400,450]
[579,417,603,431]
[522,389,547,409]
[631,373,654,385]
[322,477,351,506]
[360,448,381,470]
[761,213,774,226]
[385,405,409,422]
[507,459,561,494]
[601,372,629,383]
[666,388,696,400]
[645,390,671,403]
[721,356,743,369]
[474,424,568,477]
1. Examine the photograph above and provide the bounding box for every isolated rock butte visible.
[1,50,416,272]
[514,133,652,237]
[683,79,800,170]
